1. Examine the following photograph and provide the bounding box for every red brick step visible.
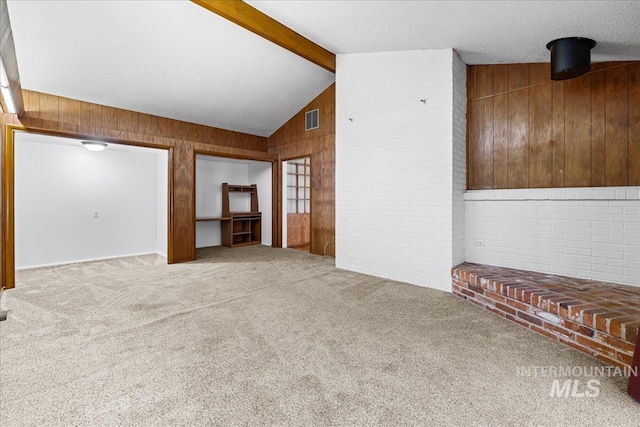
[452,263,640,369]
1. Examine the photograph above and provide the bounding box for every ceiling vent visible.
[305,109,319,131]
[546,37,596,81]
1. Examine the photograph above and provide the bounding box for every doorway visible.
[194,154,273,256]
[13,131,169,270]
[284,157,311,252]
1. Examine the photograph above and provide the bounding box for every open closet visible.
[194,155,273,256]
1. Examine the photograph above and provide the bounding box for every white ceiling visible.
[7,1,640,139]
[248,1,640,64]
[7,0,335,137]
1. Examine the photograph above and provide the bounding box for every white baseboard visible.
[16,251,166,271]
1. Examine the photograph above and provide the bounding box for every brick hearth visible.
[452,263,640,368]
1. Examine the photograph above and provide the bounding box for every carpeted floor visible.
[1,246,639,426]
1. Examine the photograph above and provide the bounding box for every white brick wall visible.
[452,51,467,267]
[336,49,464,292]
[465,188,640,286]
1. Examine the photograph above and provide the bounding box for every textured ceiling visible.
[247,1,640,64]
[7,1,640,139]
[7,0,335,137]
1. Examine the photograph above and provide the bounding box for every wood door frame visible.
[282,154,312,252]
[192,148,279,254]
[1,124,174,289]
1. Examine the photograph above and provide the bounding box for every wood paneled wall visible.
[20,90,268,152]
[467,62,640,189]
[2,90,270,282]
[268,84,335,257]
[287,213,310,247]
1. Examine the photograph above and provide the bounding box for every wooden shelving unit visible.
[220,183,262,248]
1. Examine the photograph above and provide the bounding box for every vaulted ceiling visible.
[7,1,640,137]
[247,0,640,64]
[7,0,334,137]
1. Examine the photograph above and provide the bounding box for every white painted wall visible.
[156,154,168,257]
[336,49,465,292]
[465,188,640,287]
[15,134,168,269]
[195,155,272,248]
[249,162,273,246]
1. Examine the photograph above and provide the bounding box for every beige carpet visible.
[1,246,639,426]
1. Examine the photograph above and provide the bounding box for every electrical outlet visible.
[474,240,484,246]
[93,211,99,219]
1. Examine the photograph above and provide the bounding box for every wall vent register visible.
[305,109,319,131]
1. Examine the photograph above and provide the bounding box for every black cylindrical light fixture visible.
[546,37,596,81]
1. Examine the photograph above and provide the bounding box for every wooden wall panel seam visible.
[628,63,640,185]
[627,65,631,185]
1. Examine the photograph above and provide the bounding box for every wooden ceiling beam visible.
[191,0,335,73]
[0,0,24,116]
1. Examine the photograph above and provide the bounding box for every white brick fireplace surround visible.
[464,187,640,287]
[335,49,466,292]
